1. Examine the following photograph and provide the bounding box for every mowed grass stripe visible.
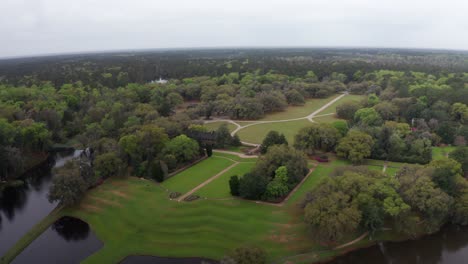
[196,162,255,198]
[68,178,299,263]
[161,156,234,194]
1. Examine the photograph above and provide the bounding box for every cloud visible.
[1,0,468,57]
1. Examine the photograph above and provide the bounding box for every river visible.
[4,151,468,264]
[330,225,468,264]
[0,150,82,256]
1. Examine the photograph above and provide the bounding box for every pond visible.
[12,216,102,264]
[329,225,468,264]
[121,256,218,264]
[0,150,81,256]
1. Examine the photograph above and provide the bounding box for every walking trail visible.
[204,93,348,146]
[177,162,239,202]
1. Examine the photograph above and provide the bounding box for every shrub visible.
[183,194,200,202]
[229,175,240,196]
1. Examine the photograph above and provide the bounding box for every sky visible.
[1,0,468,58]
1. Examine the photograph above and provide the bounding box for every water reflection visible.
[330,225,468,264]
[0,150,81,256]
[121,256,218,264]
[53,216,90,241]
[12,217,102,264]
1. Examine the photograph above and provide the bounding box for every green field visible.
[196,162,255,199]
[318,94,365,115]
[432,146,456,160]
[60,160,334,263]
[161,156,234,194]
[5,156,407,264]
[237,119,312,144]
[204,122,237,133]
[255,95,341,121]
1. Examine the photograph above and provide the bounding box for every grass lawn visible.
[313,114,343,123]
[318,94,365,115]
[255,95,341,121]
[7,158,400,264]
[237,119,312,144]
[196,162,255,199]
[61,177,323,264]
[204,122,237,133]
[161,157,234,194]
[432,146,456,160]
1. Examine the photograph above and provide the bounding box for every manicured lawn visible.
[63,177,320,264]
[318,94,365,115]
[196,162,255,199]
[204,122,237,133]
[237,119,312,144]
[161,157,234,194]
[313,114,343,123]
[432,146,456,160]
[7,159,388,264]
[255,95,341,121]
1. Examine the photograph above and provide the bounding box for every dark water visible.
[12,217,102,264]
[330,225,468,264]
[121,256,217,264]
[0,150,81,256]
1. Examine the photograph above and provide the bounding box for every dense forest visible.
[1,49,468,243]
[2,48,468,88]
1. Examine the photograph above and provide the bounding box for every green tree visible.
[94,152,123,178]
[264,166,289,199]
[239,172,269,200]
[216,124,232,148]
[428,158,463,195]
[304,190,362,242]
[136,124,169,161]
[48,161,88,206]
[252,145,308,185]
[221,246,267,264]
[150,159,166,182]
[354,108,383,126]
[260,130,288,154]
[449,147,468,175]
[336,130,374,164]
[229,175,240,196]
[163,134,199,163]
[294,123,341,154]
[336,101,362,120]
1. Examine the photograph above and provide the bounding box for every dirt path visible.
[306,93,347,121]
[177,162,239,202]
[213,149,258,158]
[333,231,370,250]
[203,93,348,146]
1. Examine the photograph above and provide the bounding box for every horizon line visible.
[2,45,468,61]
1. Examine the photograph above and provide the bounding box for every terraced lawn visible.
[161,156,234,194]
[196,162,255,199]
[237,119,312,144]
[62,177,322,264]
[7,158,392,264]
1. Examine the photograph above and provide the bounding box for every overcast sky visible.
[2,0,468,58]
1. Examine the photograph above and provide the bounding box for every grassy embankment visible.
[5,152,403,264]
